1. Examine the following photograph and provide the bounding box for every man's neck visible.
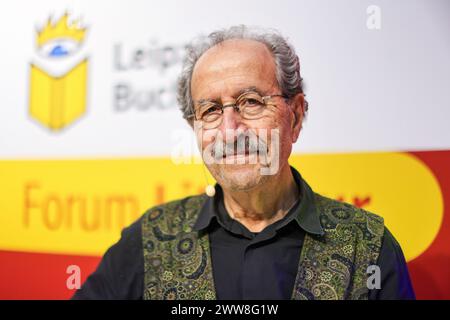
[222,165,300,233]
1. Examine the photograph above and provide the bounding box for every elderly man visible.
[73,25,415,300]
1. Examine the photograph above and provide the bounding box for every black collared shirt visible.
[73,168,416,300]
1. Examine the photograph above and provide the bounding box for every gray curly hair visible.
[177,25,307,120]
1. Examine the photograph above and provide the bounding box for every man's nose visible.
[219,104,242,132]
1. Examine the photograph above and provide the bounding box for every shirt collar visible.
[193,166,324,236]
[193,191,217,232]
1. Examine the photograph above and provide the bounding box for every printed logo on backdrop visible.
[28,12,89,132]
[113,39,186,112]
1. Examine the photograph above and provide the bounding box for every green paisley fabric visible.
[141,193,384,300]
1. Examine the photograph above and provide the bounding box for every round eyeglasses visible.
[187,90,287,129]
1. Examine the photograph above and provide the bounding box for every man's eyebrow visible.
[236,86,262,97]
[195,98,218,105]
[195,86,263,105]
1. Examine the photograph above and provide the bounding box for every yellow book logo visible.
[29,13,88,131]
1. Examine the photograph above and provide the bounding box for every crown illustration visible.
[37,13,86,47]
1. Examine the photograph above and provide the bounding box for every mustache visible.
[211,133,268,160]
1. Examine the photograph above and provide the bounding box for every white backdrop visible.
[0,0,449,158]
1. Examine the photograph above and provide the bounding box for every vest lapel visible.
[290,193,384,300]
[290,232,354,300]
[143,195,217,300]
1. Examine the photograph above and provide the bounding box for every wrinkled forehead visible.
[191,39,278,100]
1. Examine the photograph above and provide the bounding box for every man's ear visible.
[290,93,305,143]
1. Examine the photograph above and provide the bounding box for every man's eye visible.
[201,105,221,117]
[243,98,262,107]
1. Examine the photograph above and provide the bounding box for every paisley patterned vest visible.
[141,193,384,300]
